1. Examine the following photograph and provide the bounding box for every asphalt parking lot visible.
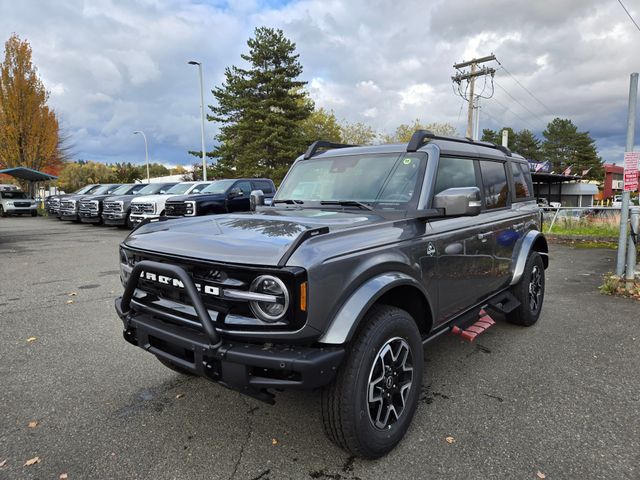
[1,216,638,480]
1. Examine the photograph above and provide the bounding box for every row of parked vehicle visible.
[44,178,276,226]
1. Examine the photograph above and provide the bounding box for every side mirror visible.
[229,188,243,198]
[250,190,265,211]
[433,187,481,217]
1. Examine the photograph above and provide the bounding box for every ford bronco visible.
[115,131,548,458]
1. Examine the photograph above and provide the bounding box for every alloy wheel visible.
[367,337,414,430]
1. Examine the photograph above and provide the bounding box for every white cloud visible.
[0,0,636,165]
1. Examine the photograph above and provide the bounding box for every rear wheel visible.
[507,252,545,326]
[321,305,423,458]
[156,357,195,376]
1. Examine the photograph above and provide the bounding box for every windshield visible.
[136,183,176,195]
[201,180,235,194]
[275,153,426,208]
[91,184,119,195]
[110,184,135,195]
[74,185,96,194]
[165,183,195,195]
[1,191,28,199]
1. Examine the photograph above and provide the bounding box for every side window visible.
[434,157,478,195]
[191,183,208,194]
[510,162,533,200]
[479,161,509,209]
[252,180,273,194]
[234,181,252,195]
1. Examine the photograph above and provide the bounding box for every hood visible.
[167,193,225,203]
[131,194,169,204]
[124,208,379,266]
[104,194,138,203]
[84,194,111,202]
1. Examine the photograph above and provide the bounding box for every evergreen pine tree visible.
[513,129,541,160]
[204,27,312,183]
[542,118,602,179]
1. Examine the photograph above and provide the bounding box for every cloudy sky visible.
[1,0,639,166]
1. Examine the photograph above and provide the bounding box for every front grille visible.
[15,202,31,207]
[103,201,123,213]
[124,249,304,332]
[60,199,77,212]
[131,203,154,214]
[165,201,187,216]
[79,199,99,213]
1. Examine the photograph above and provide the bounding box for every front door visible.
[228,181,252,212]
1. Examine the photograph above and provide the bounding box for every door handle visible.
[512,222,525,229]
[477,231,493,240]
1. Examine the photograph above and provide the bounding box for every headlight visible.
[6,201,13,206]
[249,275,289,322]
[185,201,196,216]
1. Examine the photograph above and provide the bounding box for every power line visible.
[617,0,640,34]
[494,81,548,125]
[494,60,555,116]
[490,94,540,131]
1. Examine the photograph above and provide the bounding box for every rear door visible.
[477,159,518,292]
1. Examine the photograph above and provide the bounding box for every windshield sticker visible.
[403,158,412,165]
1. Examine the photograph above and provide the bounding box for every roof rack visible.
[303,140,357,160]
[406,130,512,157]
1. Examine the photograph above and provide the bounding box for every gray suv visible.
[115,131,548,458]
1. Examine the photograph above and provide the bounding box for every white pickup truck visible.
[129,181,210,224]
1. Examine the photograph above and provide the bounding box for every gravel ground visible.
[0,216,638,480]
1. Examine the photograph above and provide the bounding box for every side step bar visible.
[451,309,495,342]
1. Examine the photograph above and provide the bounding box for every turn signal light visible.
[299,281,308,312]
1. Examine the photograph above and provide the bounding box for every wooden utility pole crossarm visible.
[452,55,497,139]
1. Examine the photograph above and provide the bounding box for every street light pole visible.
[133,131,150,183]
[188,60,207,181]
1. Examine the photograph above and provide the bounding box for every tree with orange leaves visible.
[0,34,68,177]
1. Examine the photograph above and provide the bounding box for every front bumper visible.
[115,260,344,402]
[79,212,101,223]
[4,206,37,214]
[129,213,159,224]
[60,212,79,221]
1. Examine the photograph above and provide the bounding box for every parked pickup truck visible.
[60,184,122,221]
[102,182,178,227]
[79,184,148,224]
[115,131,548,458]
[128,181,211,225]
[0,190,39,217]
[46,184,100,218]
[164,178,275,218]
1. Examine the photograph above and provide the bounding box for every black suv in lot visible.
[115,131,548,458]
[164,178,275,218]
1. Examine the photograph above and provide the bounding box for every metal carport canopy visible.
[0,167,57,181]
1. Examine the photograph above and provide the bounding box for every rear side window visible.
[191,183,209,194]
[434,157,478,195]
[252,180,274,194]
[510,162,533,200]
[479,161,509,209]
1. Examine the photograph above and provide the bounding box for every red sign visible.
[623,152,640,192]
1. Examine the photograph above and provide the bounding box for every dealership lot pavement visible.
[1,216,638,479]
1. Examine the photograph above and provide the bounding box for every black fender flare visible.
[318,272,432,345]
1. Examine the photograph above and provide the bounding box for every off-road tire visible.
[507,252,545,326]
[156,357,195,376]
[321,305,423,458]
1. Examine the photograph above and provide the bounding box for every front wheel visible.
[321,305,423,458]
[507,252,545,326]
[0,206,6,217]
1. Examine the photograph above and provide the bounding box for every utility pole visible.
[616,72,638,277]
[452,55,496,139]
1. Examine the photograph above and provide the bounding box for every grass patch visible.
[547,223,619,237]
[600,274,640,300]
